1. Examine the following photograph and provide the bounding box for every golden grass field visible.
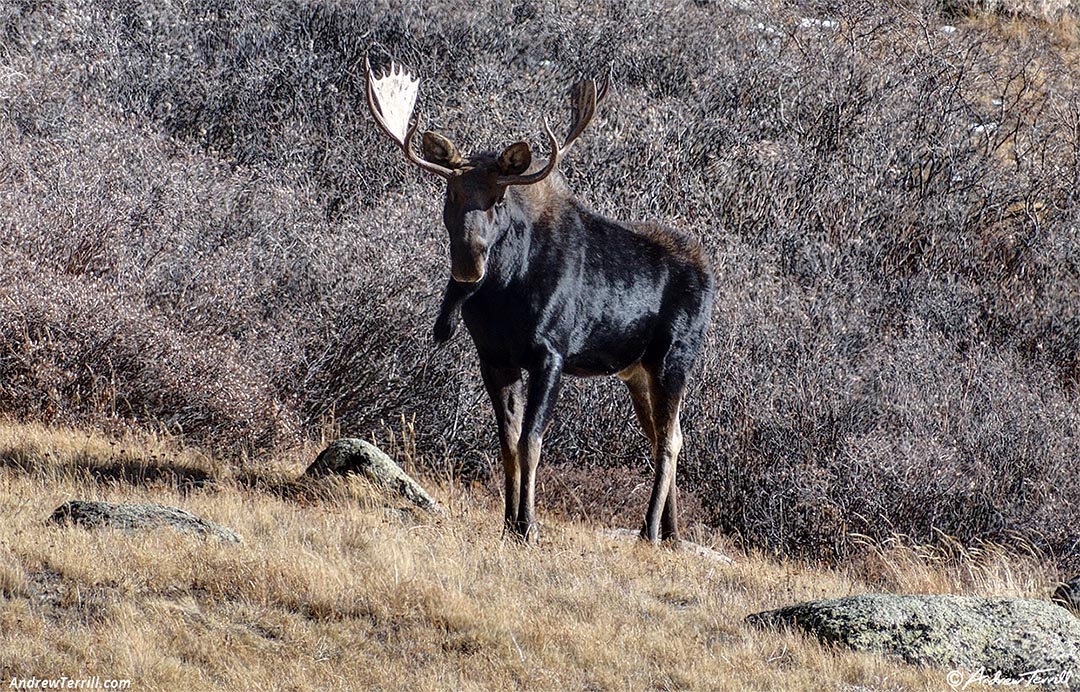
[0,418,1058,691]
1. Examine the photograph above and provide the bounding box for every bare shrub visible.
[2,0,1080,563]
[944,0,1074,20]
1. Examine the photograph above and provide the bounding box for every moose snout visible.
[450,260,485,284]
[449,213,492,283]
[449,238,489,283]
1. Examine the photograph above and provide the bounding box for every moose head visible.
[365,58,607,284]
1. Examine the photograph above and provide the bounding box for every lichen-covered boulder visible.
[304,438,443,514]
[748,594,1080,681]
[50,500,242,543]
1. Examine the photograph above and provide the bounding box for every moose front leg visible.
[515,355,564,541]
[480,363,525,531]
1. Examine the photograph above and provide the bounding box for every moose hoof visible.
[506,520,540,544]
[639,526,681,545]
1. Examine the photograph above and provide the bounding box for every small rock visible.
[748,594,1080,680]
[599,527,641,542]
[599,527,735,563]
[798,16,839,30]
[679,540,735,564]
[1053,576,1080,615]
[304,438,443,514]
[50,500,242,543]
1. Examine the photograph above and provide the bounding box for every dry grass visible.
[0,419,1060,691]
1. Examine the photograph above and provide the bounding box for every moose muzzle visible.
[449,209,496,283]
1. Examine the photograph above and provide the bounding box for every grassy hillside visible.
[0,419,1058,691]
[2,0,1080,564]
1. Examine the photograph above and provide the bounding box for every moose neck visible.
[484,179,566,287]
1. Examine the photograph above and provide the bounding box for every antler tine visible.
[596,71,610,105]
[365,56,454,179]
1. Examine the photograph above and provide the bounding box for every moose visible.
[366,59,715,543]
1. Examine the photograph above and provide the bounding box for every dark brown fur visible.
[369,66,714,542]
[428,147,715,543]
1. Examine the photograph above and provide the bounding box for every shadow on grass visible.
[0,443,215,493]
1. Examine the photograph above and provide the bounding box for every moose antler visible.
[365,57,455,179]
[496,73,610,187]
[562,75,609,154]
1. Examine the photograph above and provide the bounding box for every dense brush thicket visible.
[2,0,1079,562]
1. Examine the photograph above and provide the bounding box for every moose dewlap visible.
[366,59,715,542]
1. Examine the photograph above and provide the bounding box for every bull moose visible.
[366,59,714,543]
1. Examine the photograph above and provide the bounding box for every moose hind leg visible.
[480,363,525,531]
[659,413,683,541]
[618,363,657,450]
[640,368,686,544]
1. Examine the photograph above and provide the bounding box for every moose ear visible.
[497,142,532,176]
[422,132,464,168]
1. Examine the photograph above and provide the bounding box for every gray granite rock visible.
[304,438,443,514]
[51,500,242,543]
[748,593,1080,686]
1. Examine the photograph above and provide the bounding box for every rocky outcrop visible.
[50,500,242,543]
[304,438,443,514]
[748,594,1080,684]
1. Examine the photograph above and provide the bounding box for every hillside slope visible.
[0,420,1058,691]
